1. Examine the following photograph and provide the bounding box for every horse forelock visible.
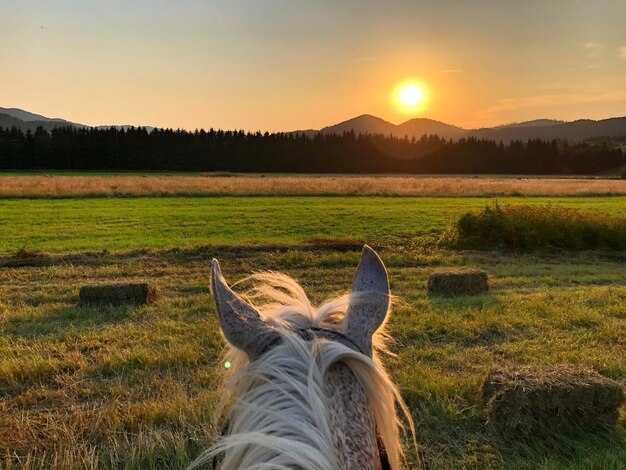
[189,272,414,470]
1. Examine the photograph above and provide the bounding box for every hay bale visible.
[483,365,625,437]
[79,282,159,306]
[427,269,489,297]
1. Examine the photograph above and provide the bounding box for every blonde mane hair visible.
[190,270,415,470]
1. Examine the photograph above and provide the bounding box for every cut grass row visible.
[0,174,625,198]
[1,247,625,469]
[2,196,626,253]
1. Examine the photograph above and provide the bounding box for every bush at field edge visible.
[446,201,626,251]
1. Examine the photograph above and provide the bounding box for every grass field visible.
[1,193,625,469]
[2,196,626,253]
[0,174,625,198]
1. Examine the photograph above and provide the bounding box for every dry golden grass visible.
[1,247,625,468]
[1,175,625,197]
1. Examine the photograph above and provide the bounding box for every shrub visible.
[447,201,626,251]
[620,165,626,180]
[483,365,625,437]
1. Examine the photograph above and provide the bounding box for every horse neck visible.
[220,339,380,470]
[324,362,380,470]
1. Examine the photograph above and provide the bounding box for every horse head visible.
[192,245,414,470]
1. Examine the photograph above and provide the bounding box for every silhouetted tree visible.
[0,126,623,175]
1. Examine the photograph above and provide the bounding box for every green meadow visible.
[2,196,626,253]
[1,194,625,469]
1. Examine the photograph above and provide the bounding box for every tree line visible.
[0,125,624,174]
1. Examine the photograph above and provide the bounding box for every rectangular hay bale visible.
[79,282,159,306]
[427,269,489,297]
[483,365,625,437]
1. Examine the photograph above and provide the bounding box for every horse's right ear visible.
[343,245,390,357]
[211,259,279,358]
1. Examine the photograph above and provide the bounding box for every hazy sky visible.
[2,0,625,131]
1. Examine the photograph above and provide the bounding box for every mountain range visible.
[316,114,626,143]
[1,107,625,143]
[0,107,154,133]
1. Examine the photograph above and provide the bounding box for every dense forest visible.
[0,125,624,174]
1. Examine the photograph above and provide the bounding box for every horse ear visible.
[211,259,279,358]
[344,245,390,356]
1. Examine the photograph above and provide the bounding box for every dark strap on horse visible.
[378,435,392,470]
[258,326,366,356]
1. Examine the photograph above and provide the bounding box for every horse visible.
[190,245,415,470]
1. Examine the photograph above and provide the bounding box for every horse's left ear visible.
[344,245,390,356]
[211,259,280,359]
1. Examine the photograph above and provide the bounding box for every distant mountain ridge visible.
[0,107,72,123]
[470,117,626,142]
[2,106,625,142]
[493,119,565,129]
[320,114,396,136]
[0,107,154,132]
[0,112,73,132]
[318,114,464,139]
[398,117,465,139]
[315,114,626,142]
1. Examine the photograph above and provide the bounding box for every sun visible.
[399,84,424,106]
[394,82,428,113]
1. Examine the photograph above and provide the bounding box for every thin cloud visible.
[438,69,463,74]
[620,46,626,59]
[475,87,626,120]
[352,55,379,63]
[584,41,604,60]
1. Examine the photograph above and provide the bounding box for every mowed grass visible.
[1,195,625,469]
[2,196,626,253]
[0,247,625,469]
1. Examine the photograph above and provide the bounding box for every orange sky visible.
[2,0,625,131]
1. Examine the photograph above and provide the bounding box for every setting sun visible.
[394,82,428,113]
[399,85,424,106]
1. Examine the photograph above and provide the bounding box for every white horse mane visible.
[190,271,415,470]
